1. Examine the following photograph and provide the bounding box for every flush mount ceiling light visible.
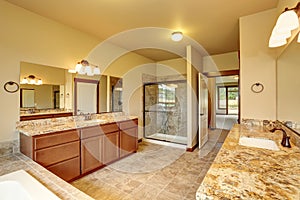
[69,59,101,76]
[20,75,43,85]
[171,31,183,42]
[269,3,300,48]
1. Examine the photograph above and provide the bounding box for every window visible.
[217,85,238,115]
[158,84,176,107]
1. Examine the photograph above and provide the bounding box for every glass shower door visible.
[143,81,187,145]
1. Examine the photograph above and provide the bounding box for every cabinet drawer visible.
[34,129,79,150]
[119,119,138,130]
[100,123,119,133]
[47,157,80,182]
[34,141,79,166]
[81,126,103,139]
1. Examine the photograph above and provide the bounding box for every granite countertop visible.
[17,114,138,137]
[0,153,93,200]
[196,124,300,200]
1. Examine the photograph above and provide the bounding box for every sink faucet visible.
[270,128,291,148]
[84,113,92,121]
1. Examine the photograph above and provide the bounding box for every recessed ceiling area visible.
[5,0,278,58]
[132,49,180,62]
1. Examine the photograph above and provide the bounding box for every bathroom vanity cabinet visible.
[80,122,120,174]
[20,118,138,182]
[120,119,138,158]
[20,129,81,182]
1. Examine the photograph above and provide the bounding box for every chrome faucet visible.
[270,128,291,148]
[84,113,92,121]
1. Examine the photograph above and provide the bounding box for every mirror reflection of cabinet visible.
[20,89,35,108]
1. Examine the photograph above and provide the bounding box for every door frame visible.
[203,69,240,125]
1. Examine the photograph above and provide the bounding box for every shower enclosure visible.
[143,80,187,145]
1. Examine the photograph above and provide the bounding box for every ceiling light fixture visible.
[269,2,300,48]
[69,60,101,76]
[20,75,43,85]
[171,31,183,42]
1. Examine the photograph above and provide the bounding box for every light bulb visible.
[171,32,183,42]
[85,65,93,76]
[37,79,43,85]
[21,77,28,84]
[78,66,86,74]
[75,63,82,72]
[93,66,100,75]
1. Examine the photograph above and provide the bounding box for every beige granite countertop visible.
[196,124,300,200]
[16,113,138,137]
[0,153,94,200]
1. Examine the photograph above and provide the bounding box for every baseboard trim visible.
[186,143,198,152]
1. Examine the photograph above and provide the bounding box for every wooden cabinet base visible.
[20,118,138,182]
[47,157,80,182]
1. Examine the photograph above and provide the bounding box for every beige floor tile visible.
[71,129,227,200]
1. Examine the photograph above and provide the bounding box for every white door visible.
[77,82,97,114]
[199,73,208,149]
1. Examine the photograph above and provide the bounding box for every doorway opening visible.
[204,70,240,131]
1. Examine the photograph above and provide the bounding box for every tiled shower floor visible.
[71,129,229,200]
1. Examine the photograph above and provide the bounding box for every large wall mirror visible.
[277,33,300,133]
[20,62,123,116]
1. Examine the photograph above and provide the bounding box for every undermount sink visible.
[239,136,280,151]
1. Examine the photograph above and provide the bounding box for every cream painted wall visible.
[203,51,239,73]
[186,45,202,149]
[0,1,100,142]
[239,9,278,120]
[157,58,186,75]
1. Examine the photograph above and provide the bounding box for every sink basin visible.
[239,136,280,151]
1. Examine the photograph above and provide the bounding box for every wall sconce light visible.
[269,2,300,48]
[20,75,43,85]
[69,60,100,76]
[171,31,183,42]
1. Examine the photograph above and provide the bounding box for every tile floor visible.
[71,129,229,200]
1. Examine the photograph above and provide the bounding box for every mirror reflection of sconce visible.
[4,81,20,93]
[21,75,43,85]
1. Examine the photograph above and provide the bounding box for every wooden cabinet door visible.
[81,136,103,174]
[103,131,119,164]
[120,127,138,158]
[34,141,79,166]
[47,157,80,182]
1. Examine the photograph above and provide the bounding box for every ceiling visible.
[5,0,278,61]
